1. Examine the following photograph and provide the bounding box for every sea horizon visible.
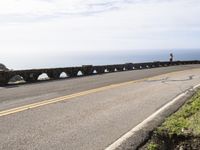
[2,49,200,70]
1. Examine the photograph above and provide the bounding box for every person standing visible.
[170,53,173,62]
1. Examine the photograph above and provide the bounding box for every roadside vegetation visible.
[140,90,200,150]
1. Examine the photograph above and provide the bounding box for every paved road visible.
[1,65,200,150]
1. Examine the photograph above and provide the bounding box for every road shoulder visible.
[105,84,200,150]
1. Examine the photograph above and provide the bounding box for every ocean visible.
[3,49,200,70]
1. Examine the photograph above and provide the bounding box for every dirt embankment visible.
[139,90,200,150]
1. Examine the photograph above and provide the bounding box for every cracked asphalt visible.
[1,65,200,150]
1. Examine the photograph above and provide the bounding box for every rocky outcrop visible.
[0,63,8,71]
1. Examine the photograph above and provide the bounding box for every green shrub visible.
[147,142,159,150]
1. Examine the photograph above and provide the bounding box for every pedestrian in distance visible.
[170,53,173,62]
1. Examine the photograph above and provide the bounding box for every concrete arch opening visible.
[38,73,49,81]
[93,70,97,74]
[60,72,68,78]
[77,71,83,76]
[145,65,149,69]
[8,75,24,84]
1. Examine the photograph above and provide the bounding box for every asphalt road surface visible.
[1,64,200,150]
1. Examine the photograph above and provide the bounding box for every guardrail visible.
[0,60,199,86]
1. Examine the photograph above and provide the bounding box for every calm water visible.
[4,49,200,70]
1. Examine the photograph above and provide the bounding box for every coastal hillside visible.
[0,63,8,71]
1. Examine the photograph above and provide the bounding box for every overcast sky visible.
[0,0,200,69]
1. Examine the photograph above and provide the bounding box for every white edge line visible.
[105,83,200,150]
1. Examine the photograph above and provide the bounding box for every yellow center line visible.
[0,79,144,117]
[0,68,199,117]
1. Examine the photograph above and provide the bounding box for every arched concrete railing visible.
[0,60,199,86]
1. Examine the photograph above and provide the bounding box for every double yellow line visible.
[0,79,144,117]
[0,68,197,117]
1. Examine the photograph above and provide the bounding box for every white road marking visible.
[105,84,200,150]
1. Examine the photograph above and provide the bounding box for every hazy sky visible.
[0,0,200,69]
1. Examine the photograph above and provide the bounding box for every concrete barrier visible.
[0,60,199,86]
